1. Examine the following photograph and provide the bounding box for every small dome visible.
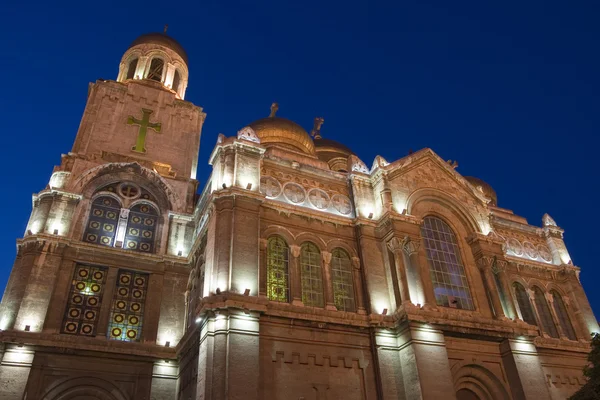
[247,116,315,154]
[129,33,188,64]
[314,138,354,156]
[465,176,498,206]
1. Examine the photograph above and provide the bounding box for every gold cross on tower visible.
[127,109,162,153]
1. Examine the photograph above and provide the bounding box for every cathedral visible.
[0,32,597,400]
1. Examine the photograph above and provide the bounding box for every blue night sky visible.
[1,2,599,313]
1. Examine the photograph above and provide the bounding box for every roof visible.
[129,33,188,64]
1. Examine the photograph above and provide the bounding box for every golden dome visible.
[245,104,315,154]
[465,176,498,206]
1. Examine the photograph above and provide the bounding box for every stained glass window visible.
[533,287,559,338]
[126,58,138,79]
[266,236,289,302]
[108,270,148,342]
[124,203,158,253]
[62,264,107,336]
[147,58,164,82]
[331,248,355,312]
[513,282,537,325]
[83,196,120,247]
[551,290,577,340]
[421,216,474,310]
[300,242,324,308]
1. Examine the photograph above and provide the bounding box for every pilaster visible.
[500,338,551,400]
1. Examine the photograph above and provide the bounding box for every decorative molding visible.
[290,245,301,258]
[401,236,420,256]
[387,237,402,253]
[351,257,361,270]
[237,126,260,143]
[322,251,332,265]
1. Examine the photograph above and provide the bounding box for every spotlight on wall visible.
[24,325,31,332]
[222,183,227,189]
[368,212,374,219]
[216,288,221,295]
[195,317,202,324]
[165,341,171,348]
[177,250,183,257]
[246,183,253,190]
[244,288,251,296]
[381,308,388,316]
[53,229,59,235]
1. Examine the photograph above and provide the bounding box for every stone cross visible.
[127,109,162,153]
[269,103,279,117]
[310,190,327,209]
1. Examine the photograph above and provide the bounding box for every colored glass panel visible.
[513,282,537,325]
[124,203,158,253]
[533,287,559,338]
[300,242,324,308]
[83,196,120,247]
[107,270,148,342]
[421,217,474,310]
[266,237,289,302]
[331,248,355,312]
[551,291,577,340]
[62,264,107,336]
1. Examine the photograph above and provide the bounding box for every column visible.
[476,257,506,320]
[496,264,518,319]
[386,238,410,305]
[500,338,552,399]
[560,295,586,340]
[259,238,268,298]
[403,236,436,308]
[289,245,303,306]
[321,251,336,311]
[351,257,367,315]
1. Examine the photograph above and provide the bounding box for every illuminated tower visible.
[0,32,204,398]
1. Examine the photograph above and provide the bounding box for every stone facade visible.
[0,33,597,400]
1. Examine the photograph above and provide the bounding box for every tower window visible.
[533,287,559,338]
[331,248,355,312]
[300,242,324,307]
[513,282,536,325]
[61,264,107,337]
[83,196,121,247]
[107,269,149,342]
[124,203,158,253]
[266,236,289,302]
[147,58,164,82]
[551,290,577,340]
[421,216,474,310]
[126,58,139,80]
[172,70,181,92]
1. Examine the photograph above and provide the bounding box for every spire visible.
[311,117,324,139]
[269,103,279,118]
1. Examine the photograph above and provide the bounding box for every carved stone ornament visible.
[322,251,332,265]
[260,176,282,198]
[308,188,330,210]
[370,155,389,173]
[283,183,306,204]
[387,237,403,253]
[331,194,352,215]
[506,238,523,256]
[401,236,420,256]
[543,213,558,227]
[237,126,261,143]
[351,257,361,269]
[290,245,301,258]
[350,156,369,174]
[523,241,538,259]
[537,244,553,263]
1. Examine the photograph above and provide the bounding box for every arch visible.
[300,242,324,307]
[452,362,511,400]
[550,290,577,340]
[533,286,559,338]
[330,247,355,312]
[325,238,358,258]
[295,232,327,250]
[126,57,139,80]
[262,225,295,247]
[42,376,127,400]
[512,281,537,325]
[266,235,290,302]
[146,57,165,81]
[420,215,474,310]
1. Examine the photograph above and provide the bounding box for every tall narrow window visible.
[62,265,107,336]
[533,287,559,338]
[84,196,121,247]
[513,282,537,325]
[124,203,158,253]
[108,270,149,342]
[172,70,181,92]
[551,290,577,340]
[331,248,355,312]
[266,236,289,302]
[147,58,164,82]
[300,242,324,307]
[126,58,139,79]
[421,216,474,310]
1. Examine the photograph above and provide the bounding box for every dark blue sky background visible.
[1,1,598,313]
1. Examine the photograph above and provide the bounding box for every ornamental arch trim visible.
[451,361,511,400]
[325,238,358,258]
[295,232,328,250]
[262,225,295,247]
[41,376,128,400]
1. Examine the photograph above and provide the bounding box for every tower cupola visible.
[117,30,189,99]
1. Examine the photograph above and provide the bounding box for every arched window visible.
[126,58,138,79]
[172,70,181,92]
[266,236,289,302]
[124,203,158,253]
[513,282,537,326]
[84,196,121,247]
[300,242,324,307]
[331,248,355,312]
[147,58,164,82]
[421,216,474,310]
[107,269,148,342]
[533,287,559,338]
[551,290,577,340]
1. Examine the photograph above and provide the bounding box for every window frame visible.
[300,242,324,308]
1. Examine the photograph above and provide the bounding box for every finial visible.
[543,213,558,227]
[269,103,279,118]
[164,24,169,34]
[311,117,324,139]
